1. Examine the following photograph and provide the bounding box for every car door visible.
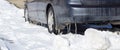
[36,0,49,24]
[27,0,38,21]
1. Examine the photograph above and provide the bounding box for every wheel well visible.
[46,4,52,17]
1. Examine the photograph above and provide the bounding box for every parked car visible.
[24,0,120,35]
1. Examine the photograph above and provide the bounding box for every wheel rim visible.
[48,10,54,32]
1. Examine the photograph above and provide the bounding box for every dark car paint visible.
[26,0,120,29]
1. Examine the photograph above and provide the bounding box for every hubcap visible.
[48,10,54,32]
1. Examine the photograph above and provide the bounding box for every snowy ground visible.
[0,0,120,50]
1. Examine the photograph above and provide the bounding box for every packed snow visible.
[0,0,120,50]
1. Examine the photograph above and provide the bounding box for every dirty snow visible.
[0,0,120,50]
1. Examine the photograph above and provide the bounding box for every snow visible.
[0,0,120,50]
[53,36,71,50]
[84,28,110,50]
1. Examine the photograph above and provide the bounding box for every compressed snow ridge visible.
[0,0,120,50]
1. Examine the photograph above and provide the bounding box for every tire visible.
[47,7,60,35]
[24,5,28,22]
[24,6,32,23]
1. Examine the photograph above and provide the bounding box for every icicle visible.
[43,24,45,27]
[67,24,71,33]
[75,19,77,34]
[75,23,77,34]
[41,23,43,26]
[59,29,62,35]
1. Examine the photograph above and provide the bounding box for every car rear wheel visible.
[24,6,32,23]
[24,5,28,22]
[24,6,31,23]
[47,7,61,35]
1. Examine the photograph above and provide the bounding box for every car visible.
[24,0,120,35]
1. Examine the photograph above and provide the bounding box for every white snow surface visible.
[0,0,120,50]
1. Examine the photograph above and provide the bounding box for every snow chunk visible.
[53,35,71,50]
[83,28,111,50]
[0,40,8,50]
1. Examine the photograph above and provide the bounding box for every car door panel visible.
[37,2,48,23]
[27,2,38,21]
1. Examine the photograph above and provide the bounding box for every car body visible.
[25,0,120,34]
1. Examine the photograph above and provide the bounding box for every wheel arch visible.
[46,3,53,17]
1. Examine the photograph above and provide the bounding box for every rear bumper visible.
[73,15,120,23]
[71,7,120,16]
[57,7,120,24]
[57,15,120,23]
[69,7,120,23]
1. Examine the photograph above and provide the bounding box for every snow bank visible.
[0,0,54,50]
[58,28,120,50]
[1,0,120,50]
[53,35,71,50]
[84,28,110,50]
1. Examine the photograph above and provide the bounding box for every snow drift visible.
[0,0,120,50]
